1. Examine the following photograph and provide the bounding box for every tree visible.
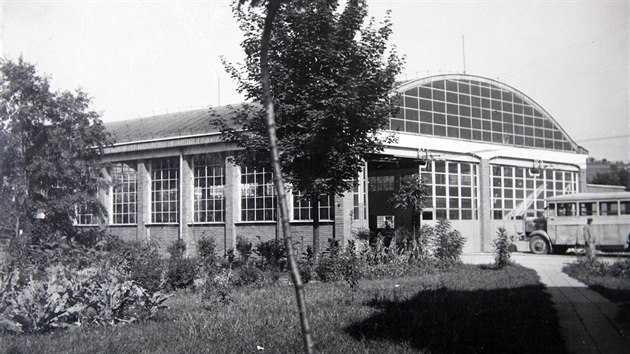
[388,174,429,235]
[215,0,403,261]
[0,58,111,244]
[590,168,630,191]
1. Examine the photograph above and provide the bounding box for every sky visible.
[1,0,628,161]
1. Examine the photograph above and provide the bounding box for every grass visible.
[0,264,565,354]
[563,257,630,323]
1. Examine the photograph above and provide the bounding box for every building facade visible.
[92,74,588,254]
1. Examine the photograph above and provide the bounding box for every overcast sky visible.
[2,0,628,161]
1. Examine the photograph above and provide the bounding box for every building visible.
[93,74,589,254]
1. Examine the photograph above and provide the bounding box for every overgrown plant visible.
[255,238,287,270]
[165,240,198,291]
[0,262,169,334]
[236,236,253,263]
[493,227,512,269]
[433,219,465,268]
[197,235,218,271]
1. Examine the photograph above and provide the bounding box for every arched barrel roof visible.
[391,74,584,153]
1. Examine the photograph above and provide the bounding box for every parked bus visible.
[524,192,630,254]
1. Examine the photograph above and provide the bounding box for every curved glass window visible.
[391,77,577,152]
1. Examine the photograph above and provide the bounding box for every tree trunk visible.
[260,1,314,353]
[311,194,320,262]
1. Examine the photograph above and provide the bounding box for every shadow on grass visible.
[346,285,566,354]
[589,285,630,324]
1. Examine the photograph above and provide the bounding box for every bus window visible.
[621,201,630,215]
[599,201,619,216]
[579,202,596,216]
[556,202,576,217]
[548,203,556,217]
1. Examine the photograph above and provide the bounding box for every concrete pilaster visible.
[223,157,239,256]
[136,160,150,241]
[181,155,193,255]
[478,158,491,252]
[99,167,111,226]
[334,192,354,251]
[579,168,587,192]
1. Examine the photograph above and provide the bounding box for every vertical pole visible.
[462,35,466,74]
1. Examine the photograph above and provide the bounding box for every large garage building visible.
[93,74,588,254]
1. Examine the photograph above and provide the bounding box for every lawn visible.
[563,257,630,324]
[0,264,565,354]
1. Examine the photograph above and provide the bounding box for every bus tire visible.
[529,236,549,254]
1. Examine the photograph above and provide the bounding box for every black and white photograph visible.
[1,1,628,353]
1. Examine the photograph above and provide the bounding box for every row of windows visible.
[491,166,578,220]
[391,78,575,152]
[420,161,479,221]
[553,200,630,217]
[78,157,334,225]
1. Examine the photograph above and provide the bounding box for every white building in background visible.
[92,74,588,254]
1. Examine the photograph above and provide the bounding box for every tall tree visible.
[388,174,429,235]
[215,0,403,260]
[0,58,111,243]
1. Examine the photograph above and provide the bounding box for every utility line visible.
[575,134,630,143]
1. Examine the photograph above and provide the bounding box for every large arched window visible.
[391,75,580,152]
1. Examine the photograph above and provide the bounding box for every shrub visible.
[165,240,198,291]
[416,224,434,257]
[297,261,313,284]
[433,219,465,267]
[493,227,512,269]
[326,238,341,258]
[314,253,364,286]
[254,239,286,270]
[234,265,264,286]
[0,263,169,334]
[166,258,198,290]
[608,259,630,278]
[236,236,253,262]
[167,239,186,260]
[197,235,218,274]
[107,240,164,292]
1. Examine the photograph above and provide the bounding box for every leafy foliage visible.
[388,174,430,232]
[432,219,465,268]
[236,236,253,262]
[197,235,219,275]
[0,58,111,240]
[0,263,169,334]
[493,227,513,269]
[215,0,403,257]
[254,238,287,270]
[165,240,198,291]
[106,239,164,293]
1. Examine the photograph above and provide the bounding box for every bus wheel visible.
[529,236,549,254]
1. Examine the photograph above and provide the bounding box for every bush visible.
[608,259,630,278]
[236,236,253,262]
[433,219,465,268]
[167,239,186,260]
[297,261,313,284]
[197,235,218,275]
[254,239,286,270]
[564,257,630,279]
[165,240,198,291]
[493,227,512,269]
[234,265,265,286]
[314,253,364,286]
[107,240,164,293]
[416,224,434,257]
[0,262,169,334]
[166,258,198,290]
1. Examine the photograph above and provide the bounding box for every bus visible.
[524,192,630,254]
